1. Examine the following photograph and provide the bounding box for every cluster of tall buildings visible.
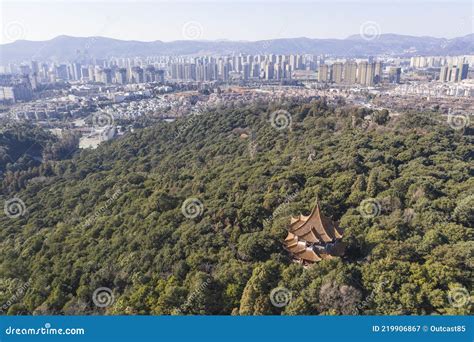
[3,53,471,93]
[168,54,316,82]
[8,54,317,84]
[409,55,470,83]
[318,61,391,86]
[14,61,165,85]
[0,74,34,103]
[410,55,473,69]
[439,62,469,82]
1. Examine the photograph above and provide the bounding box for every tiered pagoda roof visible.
[284,201,344,264]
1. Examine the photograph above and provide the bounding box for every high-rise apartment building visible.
[130,66,144,83]
[115,68,127,84]
[332,62,343,83]
[456,62,469,82]
[389,67,401,83]
[358,61,376,86]
[265,62,274,80]
[243,63,250,80]
[439,65,449,82]
[358,61,368,85]
[318,64,329,82]
[55,64,68,81]
[344,61,357,84]
[374,62,383,84]
[366,62,375,86]
[251,62,260,78]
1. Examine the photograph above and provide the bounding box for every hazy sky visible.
[1,0,473,44]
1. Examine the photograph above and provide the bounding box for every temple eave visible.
[284,200,344,264]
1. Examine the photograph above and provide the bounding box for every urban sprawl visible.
[1,53,472,148]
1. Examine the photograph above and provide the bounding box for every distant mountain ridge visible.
[0,34,473,63]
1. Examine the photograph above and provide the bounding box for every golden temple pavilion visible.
[284,201,345,265]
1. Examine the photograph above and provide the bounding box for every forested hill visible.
[0,100,472,315]
[0,123,79,181]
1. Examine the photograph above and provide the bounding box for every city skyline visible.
[1,0,473,44]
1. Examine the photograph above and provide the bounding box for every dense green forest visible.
[0,123,79,184]
[0,100,472,315]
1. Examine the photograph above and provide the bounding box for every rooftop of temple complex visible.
[284,201,344,265]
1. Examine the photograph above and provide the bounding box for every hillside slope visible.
[0,100,472,315]
[1,34,473,62]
